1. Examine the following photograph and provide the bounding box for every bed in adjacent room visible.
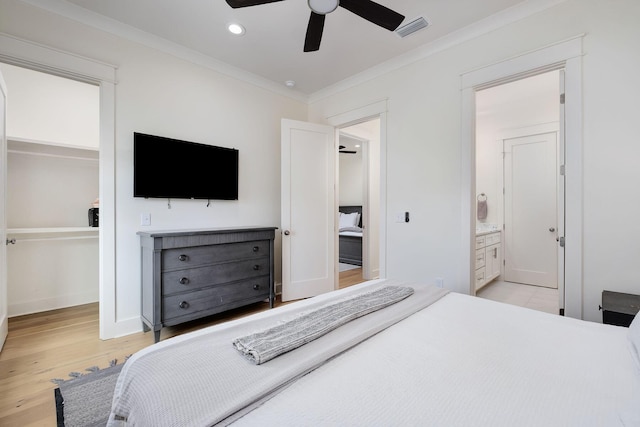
[107,279,640,426]
[338,205,363,266]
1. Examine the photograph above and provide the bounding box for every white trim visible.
[328,100,388,279]
[8,291,98,318]
[461,36,583,90]
[17,0,308,103]
[0,34,118,338]
[0,69,7,351]
[0,33,116,84]
[461,37,583,319]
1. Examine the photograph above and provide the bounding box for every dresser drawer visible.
[162,257,270,295]
[475,248,486,268]
[163,276,270,322]
[475,236,486,249]
[162,240,270,270]
[485,232,501,246]
[475,267,486,290]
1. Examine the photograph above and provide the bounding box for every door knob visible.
[284,230,290,235]
[549,227,555,232]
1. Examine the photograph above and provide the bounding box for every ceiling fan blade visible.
[339,0,405,31]
[225,0,283,8]
[304,12,325,52]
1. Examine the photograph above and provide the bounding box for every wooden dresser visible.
[138,227,277,342]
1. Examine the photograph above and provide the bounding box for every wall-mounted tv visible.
[133,132,239,200]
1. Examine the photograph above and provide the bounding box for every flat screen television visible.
[133,132,239,200]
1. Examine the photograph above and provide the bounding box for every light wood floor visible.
[0,268,364,426]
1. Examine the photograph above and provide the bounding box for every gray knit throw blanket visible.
[232,285,414,365]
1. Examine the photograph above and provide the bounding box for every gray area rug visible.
[54,362,123,427]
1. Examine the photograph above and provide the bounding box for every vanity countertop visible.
[476,224,500,236]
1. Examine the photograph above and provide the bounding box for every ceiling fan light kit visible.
[225,0,405,52]
[308,0,339,15]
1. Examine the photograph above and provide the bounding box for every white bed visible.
[108,279,640,426]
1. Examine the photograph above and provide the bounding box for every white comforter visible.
[233,293,640,426]
[107,280,448,426]
[109,279,640,426]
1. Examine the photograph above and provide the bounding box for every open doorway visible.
[338,118,381,288]
[0,63,100,318]
[474,70,563,314]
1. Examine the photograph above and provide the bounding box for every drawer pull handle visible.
[178,254,188,262]
[253,246,260,252]
[253,284,260,290]
[179,277,189,285]
[253,265,260,271]
[179,301,189,309]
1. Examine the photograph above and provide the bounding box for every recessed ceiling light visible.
[308,0,339,15]
[227,23,245,35]
[285,80,296,88]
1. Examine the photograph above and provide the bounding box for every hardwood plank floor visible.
[0,269,365,426]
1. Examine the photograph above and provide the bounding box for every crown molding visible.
[308,0,568,104]
[18,0,567,106]
[18,0,309,103]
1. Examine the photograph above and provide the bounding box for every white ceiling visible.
[32,0,557,96]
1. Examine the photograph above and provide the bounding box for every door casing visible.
[461,36,583,318]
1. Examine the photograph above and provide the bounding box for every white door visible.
[0,71,7,350]
[504,132,558,288]
[281,119,336,301]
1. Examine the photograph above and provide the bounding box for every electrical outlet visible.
[140,213,151,226]
[435,277,444,288]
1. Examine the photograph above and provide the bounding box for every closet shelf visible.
[7,227,98,243]
[8,227,98,235]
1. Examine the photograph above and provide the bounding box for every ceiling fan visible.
[225,0,405,52]
[339,145,357,154]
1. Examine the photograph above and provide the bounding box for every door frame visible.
[338,131,377,280]
[0,34,118,338]
[461,36,583,318]
[328,100,388,279]
[0,70,7,350]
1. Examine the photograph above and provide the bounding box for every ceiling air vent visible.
[395,17,429,38]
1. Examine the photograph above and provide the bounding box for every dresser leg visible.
[154,330,161,343]
[142,322,150,332]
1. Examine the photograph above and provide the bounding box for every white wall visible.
[0,62,99,149]
[309,0,640,322]
[338,135,363,206]
[476,70,560,226]
[0,0,307,336]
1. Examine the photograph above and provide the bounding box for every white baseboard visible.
[8,292,98,317]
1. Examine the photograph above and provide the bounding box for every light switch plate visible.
[140,213,151,226]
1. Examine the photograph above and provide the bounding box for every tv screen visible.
[133,132,239,200]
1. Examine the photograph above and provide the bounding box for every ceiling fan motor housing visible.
[308,0,339,15]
